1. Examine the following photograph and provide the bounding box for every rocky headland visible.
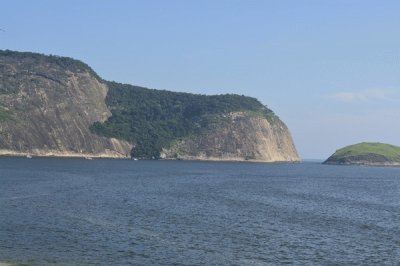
[0,50,299,162]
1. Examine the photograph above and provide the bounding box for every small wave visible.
[0,262,28,266]
[0,194,50,201]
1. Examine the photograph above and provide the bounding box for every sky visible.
[1,0,400,159]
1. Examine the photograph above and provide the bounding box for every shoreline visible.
[323,161,400,167]
[0,149,130,159]
[160,156,301,164]
[0,150,301,163]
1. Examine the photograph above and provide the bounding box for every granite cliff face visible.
[0,50,299,162]
[0,51,132,157]
[161,112,299,162]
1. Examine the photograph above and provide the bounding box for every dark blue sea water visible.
[0,158,399,265]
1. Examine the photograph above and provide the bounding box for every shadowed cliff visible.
[0,50,132,157]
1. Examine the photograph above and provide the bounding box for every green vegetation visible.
[324,142,400,164]
[0,107,14,121]
[0,50,102,94]
[91,81,275,158]
[0,50,100,78]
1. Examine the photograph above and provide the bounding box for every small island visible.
[323,142,400,166]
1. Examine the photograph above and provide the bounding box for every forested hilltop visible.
[91,82,275,158]
[0,50,299,162]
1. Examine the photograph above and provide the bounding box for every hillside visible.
[323,142,400,166]
[0,50,132,158]
[0,50,299,162]
[91,82,282,159]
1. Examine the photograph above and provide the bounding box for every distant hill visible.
[0,49,299,162]
[323,142,400,166]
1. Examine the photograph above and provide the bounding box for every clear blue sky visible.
[1,0,400,159]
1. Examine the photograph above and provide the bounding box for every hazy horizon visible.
[1,0,399,159]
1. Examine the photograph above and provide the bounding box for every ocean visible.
[0,158,399,265]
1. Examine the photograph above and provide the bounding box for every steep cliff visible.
[0,50,132,157]
[160,112,299,162]
[0,50,299,162]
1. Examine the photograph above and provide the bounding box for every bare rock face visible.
[160,112,299,162]
[0,52,132,157]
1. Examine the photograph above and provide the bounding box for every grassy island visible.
[323,142,400,166]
